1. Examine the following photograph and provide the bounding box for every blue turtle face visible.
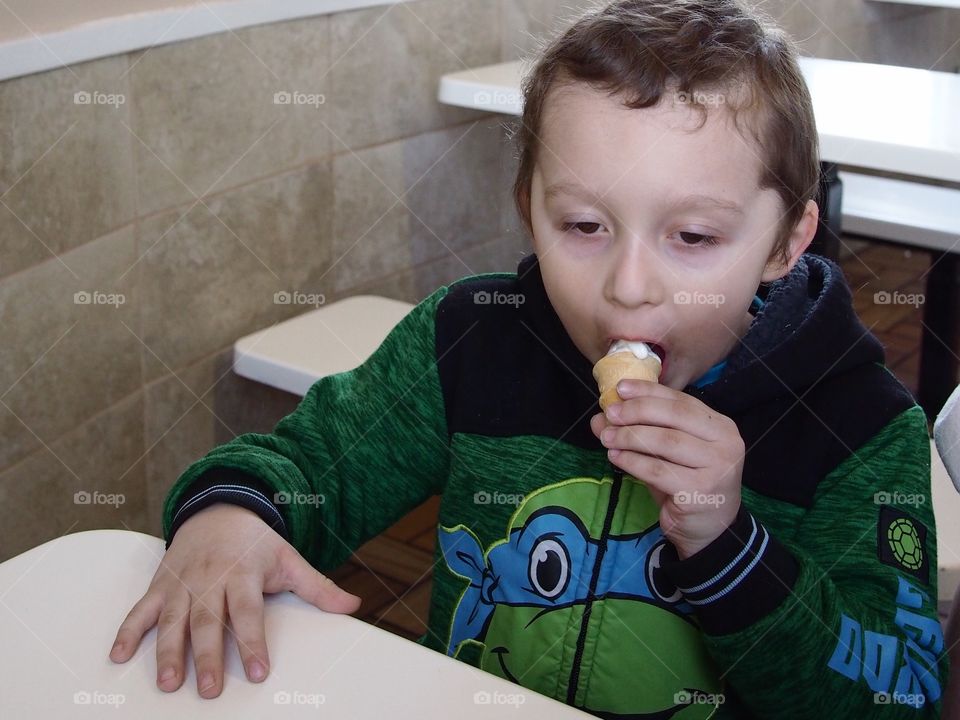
[440,506,694,655]
[439,479,724,719]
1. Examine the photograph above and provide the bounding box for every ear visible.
[761,199,820,283]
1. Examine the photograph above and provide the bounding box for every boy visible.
[109,1,948,716]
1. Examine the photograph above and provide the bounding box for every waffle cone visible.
[592,351,661,410]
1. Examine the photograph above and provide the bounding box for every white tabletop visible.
[0,530,592,719]
[233,295,414,396]
[437,57,960,184]
[868,0,960,8]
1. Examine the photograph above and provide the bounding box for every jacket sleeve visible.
[161,285,452,572]
[660,403,948,718]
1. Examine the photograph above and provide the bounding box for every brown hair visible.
[510,0,820,266]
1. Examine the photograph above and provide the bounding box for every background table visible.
[0,530,592,718]
[439,57,960,182]
[234,295,414,396]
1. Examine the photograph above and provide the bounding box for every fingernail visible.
[601,428,615,445]
[159,667,176,684]
[606,403,621,421]
[199,672,215,692]
[248,661,266,681]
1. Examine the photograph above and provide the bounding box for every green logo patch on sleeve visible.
[877,505,929,585]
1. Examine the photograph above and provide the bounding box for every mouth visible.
[489,647,520,684]
[607,337,667,363]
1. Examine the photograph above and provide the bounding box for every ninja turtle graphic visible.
[439,476,724,719]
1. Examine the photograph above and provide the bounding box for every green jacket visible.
[163,254,947,718]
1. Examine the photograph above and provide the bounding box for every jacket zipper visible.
[565,464,623,706]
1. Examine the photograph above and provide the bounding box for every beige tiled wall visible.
[1,0,958,561]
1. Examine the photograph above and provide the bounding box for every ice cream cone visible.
[593,343,662,411]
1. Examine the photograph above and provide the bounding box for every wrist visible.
[674,505,742,560]
[659,506,799,635]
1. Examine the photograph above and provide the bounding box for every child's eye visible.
[678,231,719,246]
[560,221,603,236]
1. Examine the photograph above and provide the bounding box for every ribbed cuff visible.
[659,505,799,635]
[165,468,290,549]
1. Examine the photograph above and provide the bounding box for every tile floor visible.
[329,239,950,641]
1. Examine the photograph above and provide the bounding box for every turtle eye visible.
[529,538,570,599]
[647,541,682,603]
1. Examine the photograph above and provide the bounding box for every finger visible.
[608,449,686,497]
[608,392,720,441]
[224,577,270,683]
[601,424,706,468]
[155,592,191,692]
[110,591,163,663]
[189,589,228,698]
[282,550,361,615]
[590,412,609,439]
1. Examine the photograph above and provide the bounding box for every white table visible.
[438,57,960,184]
[868,0,960,9]
[0,530,592,718]
[234,295,414,396]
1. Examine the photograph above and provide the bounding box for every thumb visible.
[282,551,362,615]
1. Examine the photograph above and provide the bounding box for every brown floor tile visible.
[411,527,437,554]
[373,579,434,639]
[383,494,441,542]
[891,351,921,398]
[337,565,408,619]
[855,299,920,334]
[887,319,923,343]
[351,535,435,586]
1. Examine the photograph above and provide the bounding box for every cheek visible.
[672,297,743,348]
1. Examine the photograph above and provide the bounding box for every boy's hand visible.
[590,379,744,560]
[108,503,361,698]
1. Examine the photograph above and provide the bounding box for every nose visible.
[604,237,664,309]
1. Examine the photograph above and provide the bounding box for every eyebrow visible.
[543,181,609,209]
[543,181,745,216]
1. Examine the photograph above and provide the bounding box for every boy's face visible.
[529,82,816,390]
